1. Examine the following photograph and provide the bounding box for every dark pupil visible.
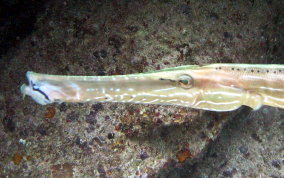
[179,79,189,85]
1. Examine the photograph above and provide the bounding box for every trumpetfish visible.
[20,64,284,111]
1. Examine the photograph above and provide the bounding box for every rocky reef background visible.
[0,0,283,177]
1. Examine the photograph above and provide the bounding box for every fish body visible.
[20,64,284,111]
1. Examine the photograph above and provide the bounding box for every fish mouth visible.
[20,70,194,106]
[20,72,53,105]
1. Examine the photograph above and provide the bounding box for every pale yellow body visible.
[20,64,284,111]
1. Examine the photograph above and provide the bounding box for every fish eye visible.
[178,74,193,89]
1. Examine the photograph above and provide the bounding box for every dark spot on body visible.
[251,69,254,72]
[267,70,269,73]
[257,70,260,73]
[219,67,222,69]
[237,68,240,71]
[274,71,276,74]
[231,68,234,70]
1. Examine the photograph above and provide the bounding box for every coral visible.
[44,107,56,119]
[176,148,192,163]
[12,153,23,165]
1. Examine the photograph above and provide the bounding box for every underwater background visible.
[0,0,283,177]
